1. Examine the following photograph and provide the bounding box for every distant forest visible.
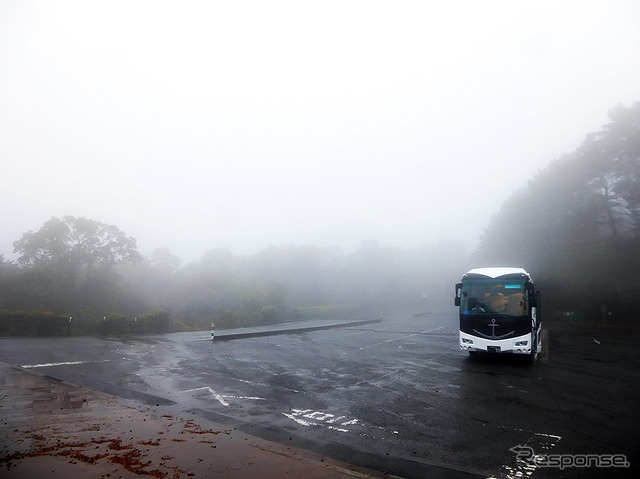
[0,217,466,335]
[1,102,638,335]
[475,102,640,322]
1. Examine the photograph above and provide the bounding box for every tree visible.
[150,247,181,273]
[12,216,143,312]
[14,216,142,267]
[476,102,640,320]
[589,104,640,237]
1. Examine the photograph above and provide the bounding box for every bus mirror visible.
[455,283,462,306]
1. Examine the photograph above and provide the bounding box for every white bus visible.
[455,267,541,358]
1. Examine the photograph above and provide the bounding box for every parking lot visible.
[1,311,638,478]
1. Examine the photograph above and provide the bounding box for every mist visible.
[2,6,640,474]
[2,1,640,264]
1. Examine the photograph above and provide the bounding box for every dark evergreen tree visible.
[476,102,640,320]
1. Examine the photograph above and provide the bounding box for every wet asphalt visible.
[1,311,638,478]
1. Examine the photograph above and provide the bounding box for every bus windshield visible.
[461,279,527,316]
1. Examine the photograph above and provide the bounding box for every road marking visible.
[283,411,314,427]
[358,326,445,350]
[21,360,110,369]
[231,376,300,393]
[223,395,266,401]
[181,387,230,406]
[282,409,360,433]
[180,387,266,406]
[232,377,269,387]
[360,369,400,383]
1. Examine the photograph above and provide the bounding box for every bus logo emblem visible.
[489,319,499,334]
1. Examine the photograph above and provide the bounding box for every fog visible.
[2,0,639,263]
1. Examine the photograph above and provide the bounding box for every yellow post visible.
[211,323,215,340]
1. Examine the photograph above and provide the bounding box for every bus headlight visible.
[514,340,528,346]
[462,338,474,344]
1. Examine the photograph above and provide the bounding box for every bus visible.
[455,267,541,357]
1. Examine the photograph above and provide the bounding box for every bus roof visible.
[463,267,531,280]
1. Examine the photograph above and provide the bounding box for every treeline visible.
[112,239,467,328]
[476,102,640,322]
[3,103,638,334]
[0,217,467,335]
[0,310,170,337]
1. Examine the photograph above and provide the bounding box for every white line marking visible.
[231,376,300,393]
[182,387,212,392]
[212,394,230,406]
[223,395,266,401]
[328,426,349,432]
[21,360,110,369]
[181,387,230,406]
[232,377,269,387]
[282,409,360,433]
[359,326,445,350]
[282,412,314,427]
[340,419,358,426]
[180,387,267,405]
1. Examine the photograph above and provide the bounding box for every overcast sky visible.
[1,0,639,263]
